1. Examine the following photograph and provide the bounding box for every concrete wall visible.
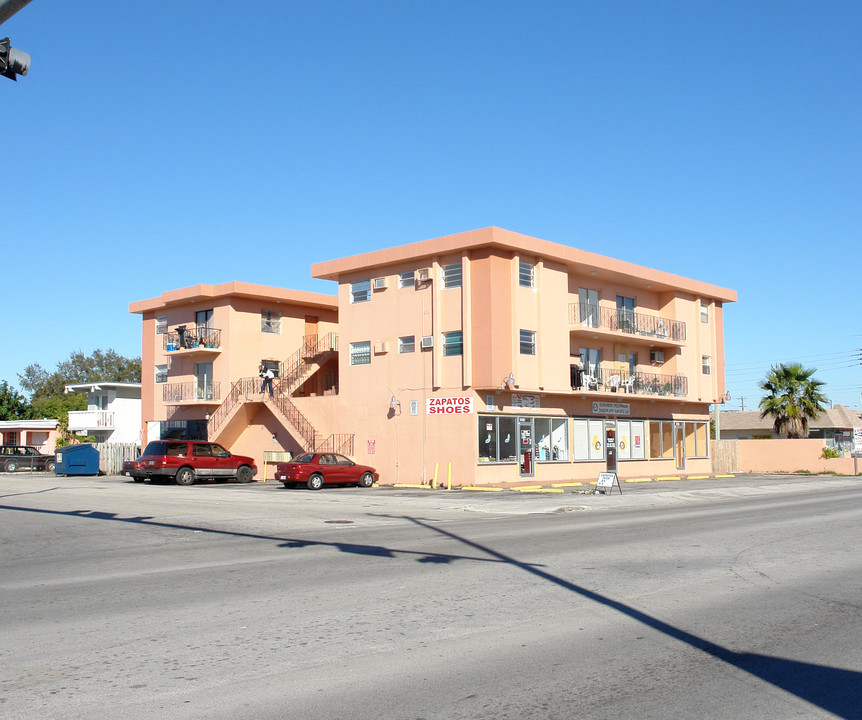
[712,439,859,475]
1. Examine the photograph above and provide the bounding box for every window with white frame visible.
[519,261,535,288]
[398,271,414,289]
[442,331,463,356]
[573,418,606,461]
[155,364,168,384]
[156,316,168,334]
[700,301,709,323]
[399,336,415,353]
[442,263,462,288]
[349,341,371,366]
[615,420,646,460]
[520,329,536,355]
[261,309,281,334]
[702,355,711,375]
[350,280,371,304]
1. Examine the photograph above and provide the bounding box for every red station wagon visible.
[275,452,378,490]
[129,440,257,486]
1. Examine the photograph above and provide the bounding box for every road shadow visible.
[2,501,860,717]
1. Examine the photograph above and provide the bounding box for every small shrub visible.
[821,446,841,459]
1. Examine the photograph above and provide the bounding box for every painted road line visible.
[656,476,682,481]
[511,487,565,494]
[625,478,653,483]
[462,486,504,492]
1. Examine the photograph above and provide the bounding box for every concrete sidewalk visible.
[380,472,862,515]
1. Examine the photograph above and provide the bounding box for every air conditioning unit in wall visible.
[650,349,665,364]
[373,341,390,354]
[417,268,432,282]
[420,335,434,349]
[372,277,387,290]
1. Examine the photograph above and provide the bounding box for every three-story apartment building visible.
[131,228,736,485]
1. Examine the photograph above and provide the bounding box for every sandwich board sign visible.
[596,472,622,495]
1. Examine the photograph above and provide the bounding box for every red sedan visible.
[275,452,378,490]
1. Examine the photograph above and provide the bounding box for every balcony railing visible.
[569,303,686,342]
[572,366,688,398]
[67,410,115,431]
[164,325,222,351]
[163,382,222,404]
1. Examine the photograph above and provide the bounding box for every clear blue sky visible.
[3,0,860,411]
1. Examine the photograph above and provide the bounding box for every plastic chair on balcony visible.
[606,375,621,392]
[582,374,599,391]
[621,376,635,393]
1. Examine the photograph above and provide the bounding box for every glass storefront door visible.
[518,417,534,477]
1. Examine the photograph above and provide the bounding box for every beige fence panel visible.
[93,442,140,475]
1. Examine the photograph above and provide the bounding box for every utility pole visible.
[0,0,34,81]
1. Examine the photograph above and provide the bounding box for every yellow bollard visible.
[447,462,452,490]
[432,462,438,489]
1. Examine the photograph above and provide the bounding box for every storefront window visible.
[477,415,537,463]
[535,417,569,461]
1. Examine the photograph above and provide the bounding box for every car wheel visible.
[282,482,297,489]
[133,477,145,483]
[5,460,18,473]
[358,472,374,488]
[175,467,195,486]
[45,460,55,473]
[237,466,254,484]
[307,473,324,491]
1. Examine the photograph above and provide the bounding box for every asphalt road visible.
[1,473,860,719]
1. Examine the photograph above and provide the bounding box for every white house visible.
[65,382,142,445]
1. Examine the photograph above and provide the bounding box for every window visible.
[350,341,371,366]
[477,415,518,463]
[578,288,600,327]
[398,271,414,289]
[155,365,167,383]
[579,347,602,380]
[442,263,462,288]
[615,420,646,460]
[649,421,675,459]
[700,301,709,323]
[519,261,535,288]
[616,295,636,331]
[261,309,281,334]
[534,417,569,461]
[702,355,712,375]
[196,309,213,328]
[398,336,415,353]
[350,280,371,304]
[261,359,279,378]
[156,316,168,334]
[573,419,606,461]
[442,331,463,356]
[520,329,536,355]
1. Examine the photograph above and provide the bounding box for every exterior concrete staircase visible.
[207,333,352,454]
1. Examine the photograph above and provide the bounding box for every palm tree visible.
[758,363,827,439]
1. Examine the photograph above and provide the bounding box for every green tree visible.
[758,362,827,439]
[0,380,32,420]
[19,348,141,402]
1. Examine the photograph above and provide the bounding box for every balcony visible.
[569,303,686,345]
[164,325,222,356]
[67,410,115,432]
[572,366,688,398]
[163,382,222,405]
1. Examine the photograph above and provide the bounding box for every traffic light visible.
[0,37,30,81]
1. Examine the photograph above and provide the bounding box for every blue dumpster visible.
[55,444,100,476]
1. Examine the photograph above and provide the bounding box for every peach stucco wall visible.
[736,439,857,475]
